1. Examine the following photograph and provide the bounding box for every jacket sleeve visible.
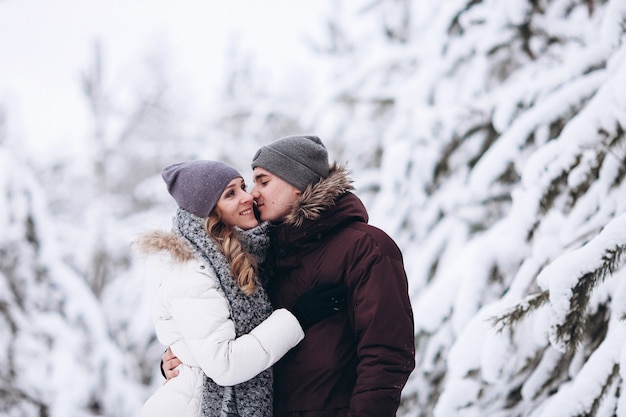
[165,262,304,387]
[346,236,416,417]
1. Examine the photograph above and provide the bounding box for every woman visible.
[136,160,343,417]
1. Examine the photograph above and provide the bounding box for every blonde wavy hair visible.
[205,211,258,295]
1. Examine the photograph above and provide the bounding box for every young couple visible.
[136,135,415,417]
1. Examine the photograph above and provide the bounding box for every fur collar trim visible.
[285,162,354,227]
[133,230,194,263]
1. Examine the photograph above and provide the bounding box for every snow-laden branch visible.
[537,213,626,351]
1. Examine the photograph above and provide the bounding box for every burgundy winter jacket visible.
[264,165,415,417]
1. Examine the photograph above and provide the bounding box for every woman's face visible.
[215,177,258,230]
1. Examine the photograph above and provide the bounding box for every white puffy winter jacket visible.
[138,235,304,417]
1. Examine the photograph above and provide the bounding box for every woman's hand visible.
[161,347,182,381]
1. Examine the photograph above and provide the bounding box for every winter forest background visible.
[1,0,626,416]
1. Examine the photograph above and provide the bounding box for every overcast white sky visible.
[0,0,331,155]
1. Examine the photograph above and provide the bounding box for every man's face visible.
[251,167,301,223]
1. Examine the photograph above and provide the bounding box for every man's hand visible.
[161,347,182,381]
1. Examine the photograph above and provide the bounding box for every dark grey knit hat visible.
[251,135,330,191]
[162,160,241,218]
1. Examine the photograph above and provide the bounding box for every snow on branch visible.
[536,213,626,352]
[491,290,549,333]
[535,318,626,417]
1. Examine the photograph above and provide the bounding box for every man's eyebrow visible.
[254,173,269,181]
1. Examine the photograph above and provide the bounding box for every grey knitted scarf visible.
[174,208,274,417]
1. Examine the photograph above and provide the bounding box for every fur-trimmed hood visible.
[284,162,354,227]
[270,163,369,254]
[133,230,195,263]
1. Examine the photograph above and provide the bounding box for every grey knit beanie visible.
[251,135,330,191]
[162,160,241,218]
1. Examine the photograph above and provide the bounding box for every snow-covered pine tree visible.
[300,0,626,416]
[0,146,145,416]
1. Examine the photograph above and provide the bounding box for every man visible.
[164,135,415,416]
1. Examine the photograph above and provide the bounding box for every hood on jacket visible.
[133,230,195,263]
[284,162,354,228]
